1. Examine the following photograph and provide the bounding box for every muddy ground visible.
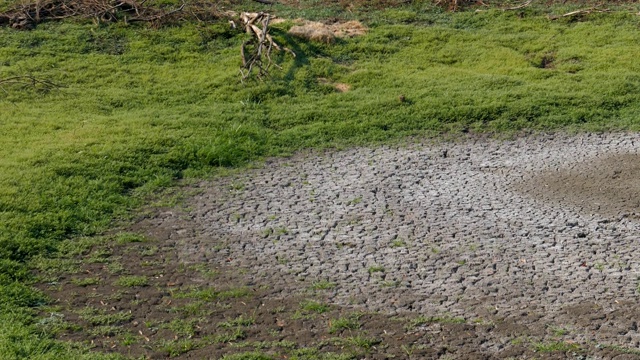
[37,133,640,359]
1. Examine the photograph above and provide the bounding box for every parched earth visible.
[40,133,640,359]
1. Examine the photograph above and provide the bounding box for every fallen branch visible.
[0,75,63,93]
[502,0,532,11]
[548,6,610,20]
[0,0,218,29]
[127,2,185,23]
[239,12,294,81]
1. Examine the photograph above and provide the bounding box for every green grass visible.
[78,307,133,326]
[218,315,256,328]
[367,265,385,274]
[70,277,100,287]
[329,314,363,333]
[2,2,640,358]
[300,300,331,314]
[309,280,337,290]
[173,286,251,301]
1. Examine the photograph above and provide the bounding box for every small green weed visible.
[86,249,112,264]
[406,315,465,329]
[214,328,247,343]
[300,300,331,314]
[343,335,381,349]
[390,239,406,248]
[70,277,100,287]
[550,326,569,336]
[310,280,337,290]
[89,325,124,337]
[379,280,400,288]
[169,301,213,316]
[368,265,385,274]
[219,314,255,328]
[160,319,200,337]
[329,314,363,333]
[78,307,133,326]
[220,352,274,360]
[107,261,125,274]
[140,246,159,256]
[175,286,251,301]
[161,338,202,357]
[115,232,146,244]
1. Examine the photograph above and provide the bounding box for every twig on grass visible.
[502,0,533,11]
[239,12,295,81]
[0,75,63,93]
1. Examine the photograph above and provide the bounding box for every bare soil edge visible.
[36,132,640,359]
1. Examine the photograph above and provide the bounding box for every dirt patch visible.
[518,153,640,217]
[36,133,640,359]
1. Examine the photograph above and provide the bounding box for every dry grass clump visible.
[318,77,351,92]
[288,19,367,44]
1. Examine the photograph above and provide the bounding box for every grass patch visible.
[114,232,147,244]
[329,313,363,334]
[159,319,200,337]
[309,280,337,290]
[174,286,251,301]
[214,328,247,343]
[160,338,205,357]
[218,315,256,328]
[300,300,331,314]
[78,307,133,326]
[70,277,100,287]
[220,352,274,360]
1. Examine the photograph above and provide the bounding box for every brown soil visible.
[519,153,640,217]
[39,227,624,359]
[35,137,640,358]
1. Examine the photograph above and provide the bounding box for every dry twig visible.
[239,12,294,81]
[0,0,206,29]
[502,0,532,11]
[0,75,63,94]
[548,6,610,20]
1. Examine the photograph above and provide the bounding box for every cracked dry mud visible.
[144,132,640,357]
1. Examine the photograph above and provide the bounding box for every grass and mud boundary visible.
[2,0,640,358]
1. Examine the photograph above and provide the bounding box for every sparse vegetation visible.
[309,280,337,290]
[329,313,363,333]
[406,315,465,330]
[70,277,100,287]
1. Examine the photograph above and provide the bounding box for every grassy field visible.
[2,0,640,357]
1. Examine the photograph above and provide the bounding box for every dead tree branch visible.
[502,0,532,11]
[0,75,63,94]
[548,6,610,20]
[239,12,294,81]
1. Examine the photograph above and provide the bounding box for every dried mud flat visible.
[42,133,640,359]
